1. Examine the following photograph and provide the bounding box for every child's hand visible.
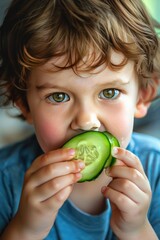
[13,148,85,240]
[101,147,152,240]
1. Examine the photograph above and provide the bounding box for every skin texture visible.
[1,52,158,240]
[25,54,139,151]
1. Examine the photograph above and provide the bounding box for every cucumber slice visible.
[62,131,119,182]
[103,132,120,167]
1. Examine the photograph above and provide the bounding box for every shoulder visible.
[128,132,160,181]
[128,132,160,154]
[0,135,42,232]
[0,134,42,171]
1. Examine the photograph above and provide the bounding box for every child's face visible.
[24,52,143,152]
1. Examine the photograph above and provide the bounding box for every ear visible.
[16,99,33,124]
[134,94,149,118]
[134,80,158,119]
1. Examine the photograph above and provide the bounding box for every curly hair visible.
[0,0,160,114]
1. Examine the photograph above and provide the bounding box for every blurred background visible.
[0,0,34,147]
[0,0,160,148]
[131,0,160,138]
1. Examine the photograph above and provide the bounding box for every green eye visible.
[99,89,120,99]
[47,92,70,103]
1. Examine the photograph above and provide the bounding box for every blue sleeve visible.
[0,165,24,234]
[146,150,160,238]
[129,133,160,238]
[0,170,13,233]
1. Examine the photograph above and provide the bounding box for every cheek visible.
[33,114,67,152]
[114,113,134,148]
[105,102,135,148]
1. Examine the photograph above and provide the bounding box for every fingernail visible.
[78,161,85,169]
[75,172,82,180]
[112,147,118,157]
[105,167,110,176]
[101,186,107,193]
[69,148,75,156]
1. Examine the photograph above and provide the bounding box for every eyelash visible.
[46,92,70,104]
[46,88,121,104]
[99,89,120,100]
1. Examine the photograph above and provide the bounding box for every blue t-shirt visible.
[0,133,160,239]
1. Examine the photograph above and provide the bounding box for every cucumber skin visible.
[62,131,119,182]
[103,132,120,167]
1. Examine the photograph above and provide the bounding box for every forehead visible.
[29,51,137,89]
[41,50,127,73]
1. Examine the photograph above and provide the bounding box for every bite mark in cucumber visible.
[62,131,119,182]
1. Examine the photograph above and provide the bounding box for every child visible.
[0,0,160,239]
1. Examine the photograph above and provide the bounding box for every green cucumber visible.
[62,131,119,182]
[103,132,120,167]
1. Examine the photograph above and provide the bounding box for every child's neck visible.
[69,171,112,215]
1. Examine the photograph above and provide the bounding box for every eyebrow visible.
[36,79,130,91]
[36,83,62,91]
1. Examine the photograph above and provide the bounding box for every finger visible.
[25,159,85,187]
[107,178,148,204]
[106,166,151,193]
[102,186,137,212]
[34,173,81,202]
[27,148,76,175]
[42,185,73,211]
[112,159,126,166]
[112,147,145,175]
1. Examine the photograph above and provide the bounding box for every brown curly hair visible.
[0,0,160,116]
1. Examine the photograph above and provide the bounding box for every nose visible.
[71,107,101,131]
